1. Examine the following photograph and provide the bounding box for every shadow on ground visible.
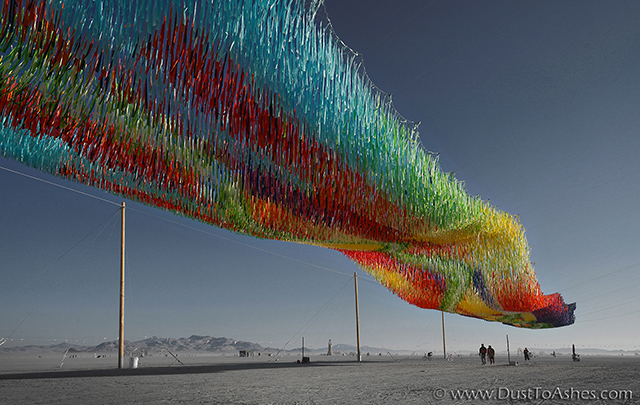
[0,359,361,380]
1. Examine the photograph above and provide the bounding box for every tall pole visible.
[354,273,361,362]
[118,202,125,369]
[441,311,446,359]
[506,335,511,365]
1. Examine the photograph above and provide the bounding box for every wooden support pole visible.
[118,202,125,369]
[442,311,446,359]
[354,273,361,362]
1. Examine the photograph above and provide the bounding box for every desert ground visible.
[0,352,638,404]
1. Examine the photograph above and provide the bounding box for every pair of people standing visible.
[479,343,495,365]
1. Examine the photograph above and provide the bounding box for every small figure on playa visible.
[523,347,530,361]
[487,345,495,365]
[479,343,487,365]
[572,344,580,362]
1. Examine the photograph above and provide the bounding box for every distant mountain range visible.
[0,335,266,354]
[0,335,389,355]
[1,336,637,356]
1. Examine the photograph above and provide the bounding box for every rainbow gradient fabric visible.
[0,0,575,328]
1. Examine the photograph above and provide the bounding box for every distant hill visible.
[0,342,87,354]
[0,335,267,354]
[2,338,636,357]
[0,336,393,356]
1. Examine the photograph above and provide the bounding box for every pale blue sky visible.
[2,0,640,353]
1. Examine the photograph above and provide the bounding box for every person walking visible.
[479,343,487,365]
[487,345,495,365]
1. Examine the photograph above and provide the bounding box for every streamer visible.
[0,0,575,328]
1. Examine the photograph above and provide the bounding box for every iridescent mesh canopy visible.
[0,0,575,328]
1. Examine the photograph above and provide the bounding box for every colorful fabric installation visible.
[0,0,574,328]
